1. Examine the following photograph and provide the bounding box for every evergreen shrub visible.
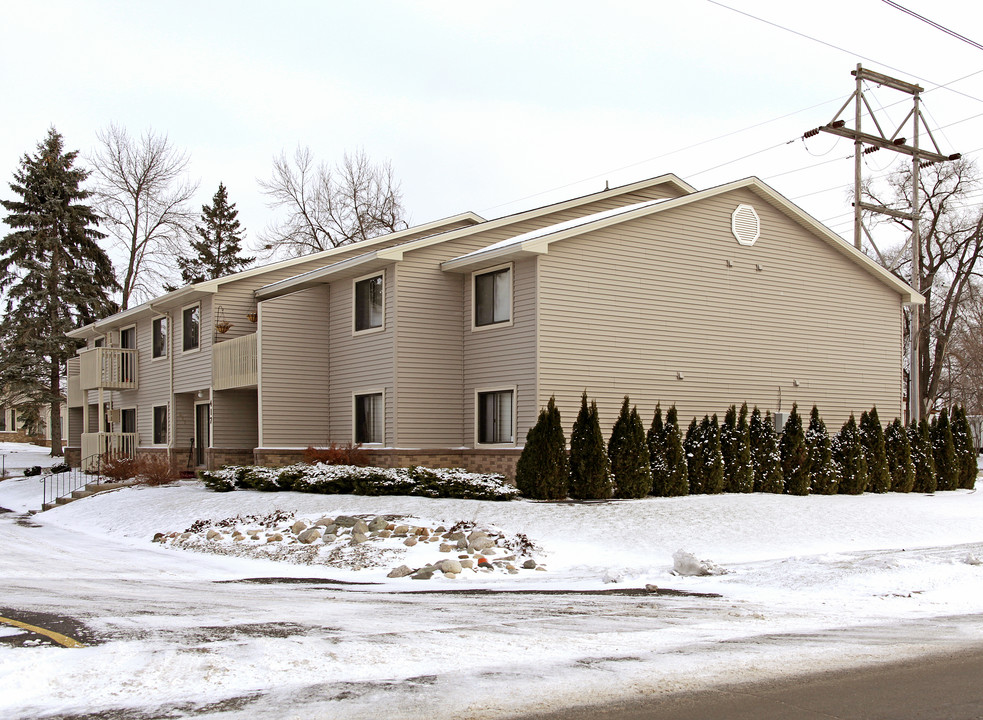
[779,403,810,495]
[608,397,652,499]
[569,392,612,500]
[515,396,569,500]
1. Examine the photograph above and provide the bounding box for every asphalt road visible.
[514,647,983,720]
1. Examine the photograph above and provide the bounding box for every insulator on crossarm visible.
[863,145,880,155]
[803,127,821,139]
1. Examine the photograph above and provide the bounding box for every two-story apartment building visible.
[65,174,922,476]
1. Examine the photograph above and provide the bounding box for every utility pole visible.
[802,64,959,424]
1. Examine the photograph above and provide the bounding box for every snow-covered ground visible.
[2,442,983,719]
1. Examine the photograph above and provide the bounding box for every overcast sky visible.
[3,0,982,283]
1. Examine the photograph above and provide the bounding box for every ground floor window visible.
[153,405,168,445]
[354,392,383,444]
[121,408,136,435]
[477,389,514,444]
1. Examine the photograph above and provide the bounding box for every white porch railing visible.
[213,333,257,391]
[81,432,138,469]
[79,348,138,391]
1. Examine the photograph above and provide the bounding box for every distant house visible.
[0,398,66,448]
[64,174,922,476]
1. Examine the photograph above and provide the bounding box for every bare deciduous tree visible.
[863,158,983,415]
[257,146,407,257]
[89,124,198,309]
[944,279,983,413]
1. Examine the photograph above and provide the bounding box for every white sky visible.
[2,0,983,286]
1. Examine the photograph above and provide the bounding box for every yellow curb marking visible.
[0,616,85,648]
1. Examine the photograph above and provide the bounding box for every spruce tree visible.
[779,403,811,495]
[685,416,705,494]
[569,392,612,499]
[806,405,840,494]
[608,397,652,499]
[884,418,915,492]
[909,419,937,493]
[663,405,689,496]
[931,409,958,491]
[757,411,785,493]
[859,407,890,493]
[647,403,668,496]
[704,414,725,494]
[176,182,253,284]
[0,128,118,456]
[834,414,868,495]
[952,406,978,490]
[515,396,568,500]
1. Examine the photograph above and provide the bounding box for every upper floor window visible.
[152,317,167,358]
[354,273,384,332]
[94,337,105,348]
[120,327,136,349]
[183,305,200,352]
[474,266,511,328]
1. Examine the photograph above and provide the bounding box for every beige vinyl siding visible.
[213,390,258,448]
[173,393,196,462]
[463,257,538,446]
[173,296,213,393]
[259,286,331,447]
[135,314,172,447]
[538,187,905,434]
[328,267,394,444]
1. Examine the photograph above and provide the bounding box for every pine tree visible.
[909,418,937,493]
[780,403,811,495]
[684,416,705,494]
[608,397,651,499]
[952,406,978,490]
[884,417,915,493]
[704,414,725,494]
[806,405,840,494]
[647,403,668,496]
[176,182,253,284]
[859,407,890,493]
[834,414,868,495]
[515,396,568,499]
[663,405,689,496]
[931,409,958,491]
[0,128,117,457]
[569,392,612,499]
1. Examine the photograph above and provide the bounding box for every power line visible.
[880,1,983,53]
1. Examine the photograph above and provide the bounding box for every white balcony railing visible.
[213,333,257,391]
[78,348,138,391]
[81,432,138,470]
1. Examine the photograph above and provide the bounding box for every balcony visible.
[81,432,138,469]
[79,348,138,391]
[213,332,257,391]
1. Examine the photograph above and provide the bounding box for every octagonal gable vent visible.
[731,204,760,246]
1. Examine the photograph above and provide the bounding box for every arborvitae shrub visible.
[721,405,752,493]
[748,406,765,491]
[755,411,784,493]
[685,416,705,494]
[663,405,689,496]
[834,414,867,495]
[952,406,978,490]
[859,407,890,493]
[884,418,915,492]
[909,418,937,493]
[608,397,652,499]
[932,409,958,491]
[806,405,839,494]
[779,403,810,495]
[569,392,612,500]
[704,414,725,494]
[515,396,569,500]
[720,406,737,490]
[647,403,668,496]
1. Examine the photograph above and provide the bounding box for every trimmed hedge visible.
[200,463,519,501]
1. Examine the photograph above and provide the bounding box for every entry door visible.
[194,403,210,467]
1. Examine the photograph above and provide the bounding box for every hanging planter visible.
[246,311,258,323]
[215,306,233,334]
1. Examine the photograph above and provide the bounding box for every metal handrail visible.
[41,454,107,508]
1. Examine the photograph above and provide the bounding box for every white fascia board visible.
[255,252,387,300]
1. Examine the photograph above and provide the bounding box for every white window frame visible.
[352,271,385,335]
[152,404,168,446]
[119,324,137,349]
[120,406,137,436]
[471,263,514,332]
[182,303,201,354]
[151,316,168,360]
[474,385,517,447]
[352,389,385,446]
